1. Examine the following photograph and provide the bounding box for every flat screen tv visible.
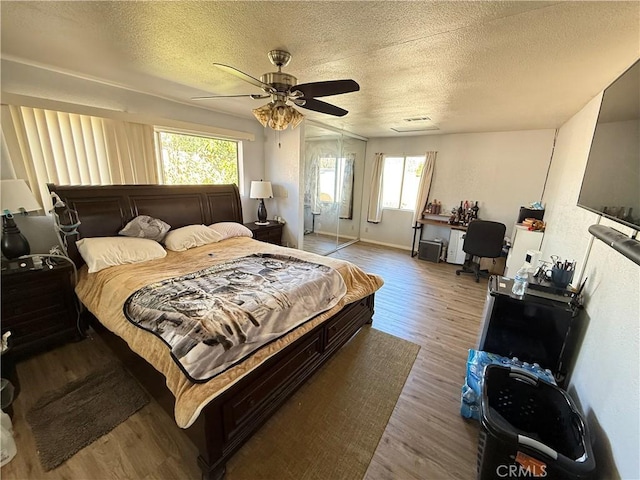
[577,59,640,232]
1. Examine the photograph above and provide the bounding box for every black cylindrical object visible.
[478,365,595,480]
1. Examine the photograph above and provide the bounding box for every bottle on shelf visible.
[425,202,432,215]
[511,264,529,296]
[471,201,479,220]
[461,201,469,225]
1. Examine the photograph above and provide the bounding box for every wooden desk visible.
[411,217,467,257]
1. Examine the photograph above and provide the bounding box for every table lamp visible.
[1,179,42,259]
[249,181,273,225]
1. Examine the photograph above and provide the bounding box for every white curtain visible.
[2,105,157,210]
[339,154,355,219]
[304,152,320,214]
[367,152,384,223]
[412,151,437,225]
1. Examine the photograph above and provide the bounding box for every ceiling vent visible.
[391,125,440,133]
[403,116,431,122]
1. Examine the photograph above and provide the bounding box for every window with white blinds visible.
[1,105,157,209]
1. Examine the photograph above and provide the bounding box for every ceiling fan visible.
[192,50,360,129]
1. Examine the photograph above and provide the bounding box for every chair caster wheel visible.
[456,271,460,276]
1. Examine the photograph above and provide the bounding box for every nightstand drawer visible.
[2,289,67,317]
[265,229,282,244]
[5,311,74,340]
[2,277,62,297]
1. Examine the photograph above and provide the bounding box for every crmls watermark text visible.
[496,464,548,477]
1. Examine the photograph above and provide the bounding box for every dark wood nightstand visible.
[244,221,284,246]
[1,262,81,358]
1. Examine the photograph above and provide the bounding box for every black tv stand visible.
[477,276,584,387]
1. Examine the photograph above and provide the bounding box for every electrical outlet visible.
[365,227,369,232]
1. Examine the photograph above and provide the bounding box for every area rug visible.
[226,327,420,480]
[26,364,149,471]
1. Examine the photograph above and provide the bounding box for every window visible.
[318,156,339,202]
[381,155,425,209]
[156,130,239,185]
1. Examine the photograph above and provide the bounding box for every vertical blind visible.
[1,105,157,209]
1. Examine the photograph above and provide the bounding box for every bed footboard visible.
[91,294,375,480]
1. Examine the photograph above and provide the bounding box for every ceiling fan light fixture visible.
[207,50,357,124]
[252,102,304,130]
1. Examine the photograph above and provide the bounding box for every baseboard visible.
[311,230,358,241]
[358,238,412,251]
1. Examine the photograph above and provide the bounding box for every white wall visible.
[540,94,640,479]
[263,126,304,248]
[360,130,555,249]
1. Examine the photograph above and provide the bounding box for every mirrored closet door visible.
[302,123,366,255]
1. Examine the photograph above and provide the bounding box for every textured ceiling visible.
[1,1,639,138]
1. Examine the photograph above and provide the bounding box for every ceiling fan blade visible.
[213,64,275,93]
[191,94,270,100]
[293,79,359,98]
[297,98,348,117]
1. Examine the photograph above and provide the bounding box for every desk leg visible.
[411,224,422,257]
[311,212,320,234]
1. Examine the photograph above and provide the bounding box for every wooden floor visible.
[1,241,488,480]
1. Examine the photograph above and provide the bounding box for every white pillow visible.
[163,225,223,252]
[208,222,253,240]
[77,237,167,273]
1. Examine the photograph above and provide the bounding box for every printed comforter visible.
[124,253,346,382]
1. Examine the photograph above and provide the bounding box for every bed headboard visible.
[48,183,243,267]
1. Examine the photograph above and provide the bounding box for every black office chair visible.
[456,220,506,282]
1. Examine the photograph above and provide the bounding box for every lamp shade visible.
[250,181,273,199]
[252,102,304,130]
[1,179,41,215]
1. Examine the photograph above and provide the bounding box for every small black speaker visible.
[418,240,442,262]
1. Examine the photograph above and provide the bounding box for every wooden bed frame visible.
[48,183,375,480]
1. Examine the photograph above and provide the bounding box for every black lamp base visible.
[256,199,268,224]
[1,215,30,259]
